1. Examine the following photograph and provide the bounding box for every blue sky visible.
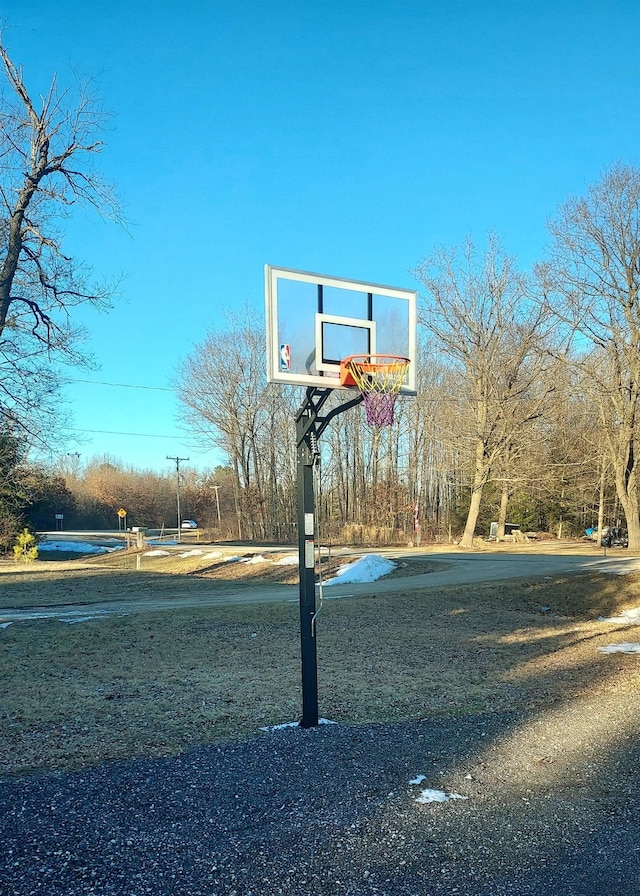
[5,0,640,472]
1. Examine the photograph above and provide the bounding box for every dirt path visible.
[2,550,638,622]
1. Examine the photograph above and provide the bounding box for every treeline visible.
[175,323,610,547]
[0,357,610,551]
[3,164,639,552]
[0,434,239,549]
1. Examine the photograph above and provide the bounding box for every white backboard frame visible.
[265,265,417,393]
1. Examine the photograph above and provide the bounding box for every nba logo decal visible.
[280,343,291,371]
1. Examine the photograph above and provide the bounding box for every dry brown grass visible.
[1,547,639,776]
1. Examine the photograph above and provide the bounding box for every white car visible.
[181,519,198,529]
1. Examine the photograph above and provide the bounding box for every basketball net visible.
[339,355,410,427]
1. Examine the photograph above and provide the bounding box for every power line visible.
[68,428,189,439]
[65,377,174,392]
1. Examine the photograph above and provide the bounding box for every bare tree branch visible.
[544,163,640,549]
[0,30,122,442]
[414,234,559,546]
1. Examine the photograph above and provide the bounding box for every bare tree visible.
[414,235,556,547]
[400,341,461,541]
[176,308,298,541]
[541,164,640,549]
[0,33,120,440]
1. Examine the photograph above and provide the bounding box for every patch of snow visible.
[203,551,224,560]
[415,788,469,804]
[179,549,204,558]
[241,554,269,564]
[0,621,13,629]
[275,554,299,566]
[324,553,396,585]
[145,549,170,557]
[409,775,427,785]
[598,643,640,654]
[598,607,640,624]
[409,776,468,804]
[260,719,337,732]
[222,555,241,564]
[38,540,122,555]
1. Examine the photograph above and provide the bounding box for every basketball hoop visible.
[339,354,410,427]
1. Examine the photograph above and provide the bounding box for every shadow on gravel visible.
[1,713,639,896]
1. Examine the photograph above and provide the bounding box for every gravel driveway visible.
[2,711,639,896]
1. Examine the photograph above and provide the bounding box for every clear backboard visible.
[265,265,417,393]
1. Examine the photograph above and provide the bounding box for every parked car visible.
[601,526,628,547]
[181,519,198,529]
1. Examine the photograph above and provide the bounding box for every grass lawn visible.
[1,550,640,776]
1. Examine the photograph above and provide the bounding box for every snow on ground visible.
[598,643,640,654]
[599,607,640,624]
[415,788,469,804]
[324,553,396,585]
[409,775,468,804]
[38,541,123,555]
[258,738,470,808]
[275,554,298,566]
[33,543,395,587]
[260,719,337,732]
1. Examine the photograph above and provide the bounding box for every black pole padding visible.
[297,412,319,728]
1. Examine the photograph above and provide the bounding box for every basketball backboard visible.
[265,265,417,393]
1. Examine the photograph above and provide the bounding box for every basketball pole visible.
[295,388,363,729]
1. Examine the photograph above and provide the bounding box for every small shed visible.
[489,522,521,540]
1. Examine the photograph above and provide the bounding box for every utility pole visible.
[210,485,221,530]
[66,452,81,476]
[167,455,189,542]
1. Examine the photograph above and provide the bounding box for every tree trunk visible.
[616,486,640,551]
[461,484,483,547]
[596,462,606,548]
[496,481,509,540]
[626,514,640,551]
[460,434,490,548]
[611,420,640,550]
